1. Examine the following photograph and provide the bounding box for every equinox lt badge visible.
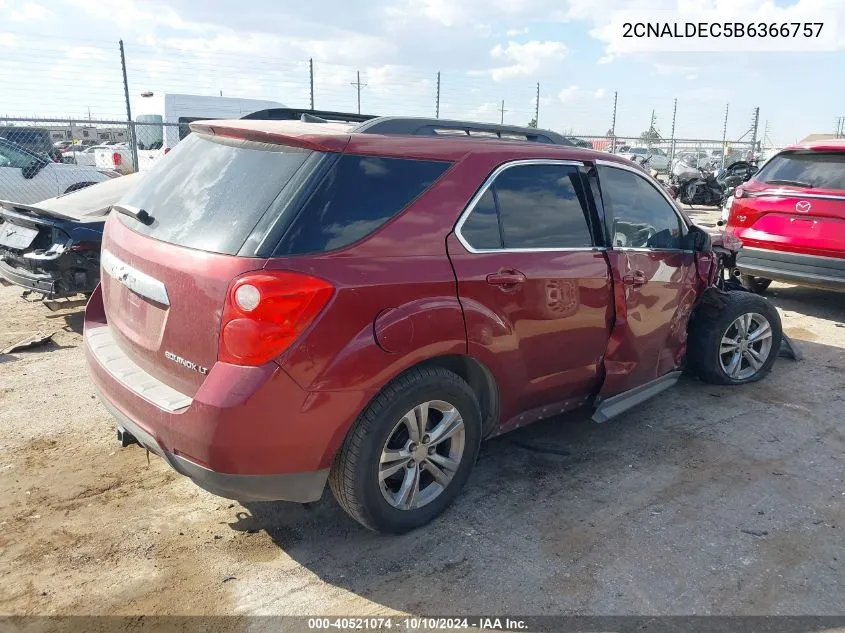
[165,351,209,375]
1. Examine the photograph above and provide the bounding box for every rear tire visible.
[688,291,782,385]
[740,274,772,294]
[329,366,482,534]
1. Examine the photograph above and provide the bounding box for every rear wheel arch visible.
[320,354,500,470]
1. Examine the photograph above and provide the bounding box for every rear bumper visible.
[94,384,329,502]
[737,247,845,292]
[83,287,374,503]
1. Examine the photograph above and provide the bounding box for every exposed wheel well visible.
[417,355,499,437]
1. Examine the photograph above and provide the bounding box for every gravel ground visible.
[1,218,844,617]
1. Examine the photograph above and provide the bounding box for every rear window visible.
[756,151,845,190]
[117,133,312,255]
[274,155,451,255]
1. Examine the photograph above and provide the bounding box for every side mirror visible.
[681,224,712,252]
[22,160,46,179]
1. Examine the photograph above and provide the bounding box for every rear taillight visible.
[112,152,122,166]
[218,271,334,366]
[164,147,171,154]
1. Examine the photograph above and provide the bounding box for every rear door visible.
[447,160,613,423]
[595,162,699,397]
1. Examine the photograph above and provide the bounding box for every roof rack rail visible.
[351,116,574,146]
[241,108,378,124]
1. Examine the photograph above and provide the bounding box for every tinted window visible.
[118,133,312,255]
[276,155,451,255]
[494,164,593,249]
[599,165,684,249]
[460,188,502,250]
[756,152,845,190]
[0,140,37,169]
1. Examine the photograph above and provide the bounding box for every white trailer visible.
[96,92,286,173]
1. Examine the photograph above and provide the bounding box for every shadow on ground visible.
[228,334,844,615]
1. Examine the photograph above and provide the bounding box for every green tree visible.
[527,117,537,128]
[639,126,662,145]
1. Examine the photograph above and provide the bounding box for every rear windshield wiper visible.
[112,203,154,225]
[765,179,815,188]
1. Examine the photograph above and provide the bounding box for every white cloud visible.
[6,1,53,21]
[488,40,568,80]
[0,33,19,47]
[559,85,608,103]
[506,27,529,37]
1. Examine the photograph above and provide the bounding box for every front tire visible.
[329,366,482,534]
[688,291,782,385]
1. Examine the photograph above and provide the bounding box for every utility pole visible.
[669,98,678,164]
[720,103,729,169]
[499,99,507,124]
[750,106,760,155]
[535,82,540,127]
[435,71,441,119]
[309,58,314,110]
[610,91,618,152]
[351,71,367,115]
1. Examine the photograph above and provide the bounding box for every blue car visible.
[0,173,142,298]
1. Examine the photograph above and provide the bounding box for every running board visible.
[592,371,682,423]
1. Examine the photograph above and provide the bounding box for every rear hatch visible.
[98,130,332,397]
[733,150,845,256]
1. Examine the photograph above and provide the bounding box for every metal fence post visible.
[535,82,540,127]
[721,103,729,169]
[669,98,677,165]
[610,91,618,152]
[119,39,139,173]
[309,58,314,110]
[435,71,440,119]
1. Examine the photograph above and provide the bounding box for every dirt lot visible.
[1,217,844,617]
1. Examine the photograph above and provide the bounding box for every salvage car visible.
[84,116,786,534]
[0,172,143,298]
[0,137,118,204]
[727,139,845,293]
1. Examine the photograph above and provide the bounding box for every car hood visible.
[0,172,144,223]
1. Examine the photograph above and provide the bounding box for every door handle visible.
[623,270,647,287]
[486,270,526,286]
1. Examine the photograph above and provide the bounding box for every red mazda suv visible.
[84,117,783,533]
[727,139,845,293]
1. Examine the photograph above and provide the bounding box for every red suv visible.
[84,117,783,533]
[727,140,845,293]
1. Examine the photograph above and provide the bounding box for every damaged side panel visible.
[597,248,700,399]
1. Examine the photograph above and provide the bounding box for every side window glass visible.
[598,166,684,249]
[0,142,36,169]
[460,188,502,250]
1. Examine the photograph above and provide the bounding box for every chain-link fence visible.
[1,34,782,204]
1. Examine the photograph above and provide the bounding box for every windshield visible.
[117,133,314,255]
[756,151,845,190]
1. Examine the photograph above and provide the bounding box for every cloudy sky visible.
[1,0,844,145]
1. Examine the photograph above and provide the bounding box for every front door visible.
[447,160,613,428]
[594,162,699,397]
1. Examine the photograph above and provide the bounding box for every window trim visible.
[454,159,604,254]
[594,159,692,253]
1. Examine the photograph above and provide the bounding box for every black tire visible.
[740,274,772,294]
[329,366,482,534]
[688,291,782,386]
